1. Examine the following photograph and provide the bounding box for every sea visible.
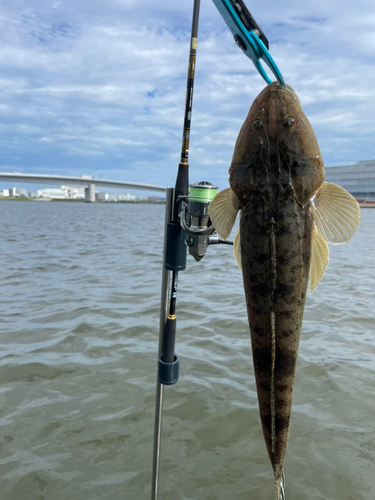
[0,200,374,500]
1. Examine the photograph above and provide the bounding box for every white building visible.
[5,187,27,197]
[61,185,85,199]
[325,160,375,200]
[118,194,136,201]
[37,188,66,199]
[36,186,85,199]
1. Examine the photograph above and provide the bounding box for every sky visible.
[1,0,375,196]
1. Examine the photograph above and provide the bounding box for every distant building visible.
[35,186,85,199]
[146,196,164,203]
[61,185,85,199]
[7,187,27,197]
[118,194,136,201]
[37,188,66,199]
[0,189,10,197]
[96,192,108,201]
[325,160,375,200]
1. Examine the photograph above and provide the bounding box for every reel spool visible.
[180,181,218,261]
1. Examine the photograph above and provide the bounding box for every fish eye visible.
[253,119,262,130]
[284,116,295,127]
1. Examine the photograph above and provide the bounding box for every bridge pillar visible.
[85,183,95,203]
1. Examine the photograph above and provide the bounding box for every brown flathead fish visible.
[208,82,360,499]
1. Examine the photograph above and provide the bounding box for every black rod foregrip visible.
[165,221,187,270]
[161,315,177,364]
[172,163,189,223]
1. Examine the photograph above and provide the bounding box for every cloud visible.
[1,0,375,195]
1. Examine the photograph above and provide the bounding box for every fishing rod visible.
[151,1,285,499]
[151,2,203,496]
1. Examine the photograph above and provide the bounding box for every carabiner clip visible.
[212,0,286,87]
[242,30,285,87]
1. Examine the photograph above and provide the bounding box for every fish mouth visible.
[254,83,298,143]
[257,82,298,106]
[265,81,295,93]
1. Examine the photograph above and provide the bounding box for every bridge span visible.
[0,173,166,202]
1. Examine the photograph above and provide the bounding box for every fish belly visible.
[240,198,311,476]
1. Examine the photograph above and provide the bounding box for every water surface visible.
[0,201,374,500]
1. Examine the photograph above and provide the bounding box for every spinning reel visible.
[179,181,231,262]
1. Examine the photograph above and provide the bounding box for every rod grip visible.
[159,315,179,385]
[165,222,187,271]
[161,315,177,364]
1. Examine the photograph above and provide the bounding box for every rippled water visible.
[0,200,374,500]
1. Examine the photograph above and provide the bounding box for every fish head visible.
[229,82,325,206]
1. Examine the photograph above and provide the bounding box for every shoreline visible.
[0,197,165,204]
[2,197,372,207]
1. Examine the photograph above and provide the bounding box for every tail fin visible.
[275,468,286,500]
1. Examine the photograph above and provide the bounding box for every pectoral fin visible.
[233,227,241,270]
[208,187,241,240]
[310,182,360,244]
[310,222,329,293]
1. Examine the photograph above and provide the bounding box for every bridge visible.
[0,173,166,202]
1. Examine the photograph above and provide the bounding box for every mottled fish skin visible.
[229,82,325,488]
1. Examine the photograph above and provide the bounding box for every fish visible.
[208,82,360,499]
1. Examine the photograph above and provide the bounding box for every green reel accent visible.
[189,182,218,203]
